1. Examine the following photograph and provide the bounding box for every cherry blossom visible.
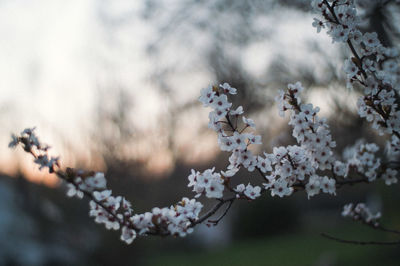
[8,0,400,246]
[381,168,398,186]
[243,184,261,200]
[342,203,381,226]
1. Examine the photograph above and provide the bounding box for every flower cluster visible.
[282,82,337,171]
[9,128,59,173]
[342,141,381,182]
[198,83,263,200]
[188,168,225,199]
[381,168,398,186]
[234,183,262,200]
[129,197,202,238]
[275,82,338,198]
[199,81,341,200]
[8,1,400,245]
[90,195,203,243]
[342,202,381,227]
[87,181,204,243]
[340,140,397,185]
[199,76,397,204]
[312,0,400,139]
[9,128,205,245]
[82,180,204,243]
[387,135,400,156]
[10,74,399,244]
[314,0,363,42]
[66,171,107,198]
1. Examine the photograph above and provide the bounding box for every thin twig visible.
[208,198,235,226]
[336,177,370,187]
[376,225,400,235]
[190,196,236,227]
[321,233,400,245]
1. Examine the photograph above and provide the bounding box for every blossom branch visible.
[315,0,400,139]
[344,203,400,236]
[8,1,400,246]
[322,0,368,78]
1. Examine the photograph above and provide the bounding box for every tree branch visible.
[189,196,236,228]
[321,233,400,245]
[208,198,235,226]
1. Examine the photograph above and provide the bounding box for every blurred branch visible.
[321,233,400,245]
[207,198,235,226]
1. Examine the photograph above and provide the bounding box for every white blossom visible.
[120,226,136,244]
[381,168,398,185]
[243,184,261,200]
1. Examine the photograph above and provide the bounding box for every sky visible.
[0,0,343,184]
[0,0,158,182]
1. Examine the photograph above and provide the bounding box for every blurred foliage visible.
[147,225,400,266]
[231,196,300,240]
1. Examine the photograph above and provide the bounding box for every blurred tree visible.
[137,0,399,160]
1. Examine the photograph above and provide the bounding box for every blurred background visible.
[0,0,399,265]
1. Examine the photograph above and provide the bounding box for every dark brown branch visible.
[208,198,235,226]
[376,225,400,235]
[321,233,400,245]
[336,177,370,187]
[189,196,236,227]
